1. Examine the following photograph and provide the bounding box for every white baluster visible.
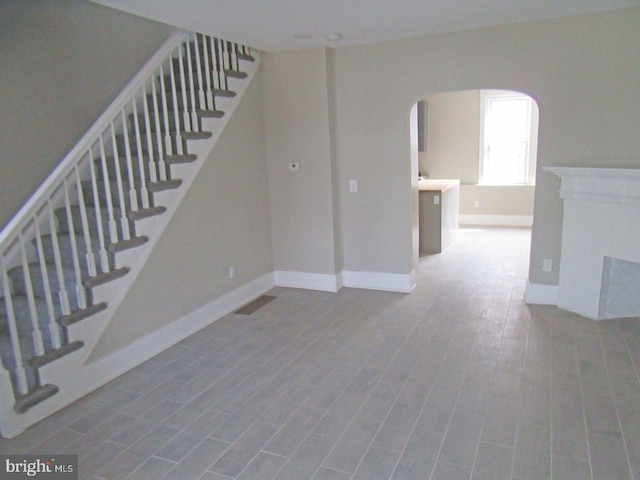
[0,257,29,395]
[184,36,199,129]
[155,67,173,172]
[211,36,222,91]
[74,165,97,277]
[62,177,87,309]
[32,215,62,349]
[166,60,185,156]
[132,100,150,209]
[18,232,45,357]
[88,147,110,273]
[156,65,178,157]
[98,136,120,244]
[232,43,240,71]
[195,33,211,110]
[218,38,228,91]
[222,40,231,74]
[47,199,71,316]
[108,124,131,241]
[142,83,159,183]
[120,109,140,212]
[202,35,216,110]
[175,43,191,132]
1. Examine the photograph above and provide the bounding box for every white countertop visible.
[418,178,460,192]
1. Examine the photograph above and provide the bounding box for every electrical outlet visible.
[288,162,300,172]
[542,259,553,272]
[474,200,480,208]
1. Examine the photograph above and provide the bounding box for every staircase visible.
[0,31,259,438]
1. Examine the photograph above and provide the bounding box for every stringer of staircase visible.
[0,30,259,438]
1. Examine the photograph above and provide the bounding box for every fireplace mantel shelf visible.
[545,166,640,205]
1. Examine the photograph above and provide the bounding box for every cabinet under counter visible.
[418,179,460,254]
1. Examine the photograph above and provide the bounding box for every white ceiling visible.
[90,0,639,51]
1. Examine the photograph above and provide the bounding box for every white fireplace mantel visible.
[544,166,640,320]
[545,166,640,206]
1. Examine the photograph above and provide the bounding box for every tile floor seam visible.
[204,344,351,476]
[598,324,637,480]
[319,307,445,477]
[575,329,596,480]
[427,277,505,479]
[388,308,484,479]
[353,309,454,478]
[268,304,432,478]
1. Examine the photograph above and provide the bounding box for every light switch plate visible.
[349,179,358,193]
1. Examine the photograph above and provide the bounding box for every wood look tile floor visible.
[2,227,640,480]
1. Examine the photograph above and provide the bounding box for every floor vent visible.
[234,295,276,315]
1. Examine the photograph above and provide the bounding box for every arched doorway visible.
[411,89,539,262]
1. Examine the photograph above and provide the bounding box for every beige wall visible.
[420,90,481,183]
[330,7,640,284]
[262,48,341,275]
[0,0,173,229]
[90,76,273,358]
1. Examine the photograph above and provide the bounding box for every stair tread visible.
[58,302,107,327]
[108,235,149,253]
[149,179,182,192]
[236,52,256,62]
[213,89,236,98]
[29,341,84,368]
[128,206,167,221]
[131,108,224,119]
[224,69,248,79]
[197,109,225,118]
[165,154,197,164]
[181,131,212,140]
[83,267,129,289]
[14,384,59,413]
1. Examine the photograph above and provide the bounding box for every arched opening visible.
[411,89,539,264]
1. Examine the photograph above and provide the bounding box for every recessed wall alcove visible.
[546,167,640,320]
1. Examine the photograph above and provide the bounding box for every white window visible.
[480,92,537,185]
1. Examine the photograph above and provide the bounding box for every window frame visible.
[479,90,537,186]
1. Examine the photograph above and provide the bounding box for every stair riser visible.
[0,296,63,340]
[55,206,127,244]
[146,90,232,111]
[115,133,190,157]
[7,265,85,309]
[182,42,254,64]
[128,112,200,134]
[0,296,63,399]
[36,235,108,275]
[94,157,156,184]
[161,74,225,94]
[82,180,134,211]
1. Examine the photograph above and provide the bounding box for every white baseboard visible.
[459,214,533,227]
[342,270,415,293]
[3,272,276,439]
[525,280,558,305]
[274,270,342,292]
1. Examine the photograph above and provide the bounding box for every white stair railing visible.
[0,30,256,415]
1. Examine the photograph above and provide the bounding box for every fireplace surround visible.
[546,167,640,320]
